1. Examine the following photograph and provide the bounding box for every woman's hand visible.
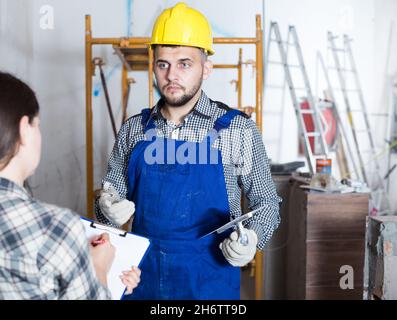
[120,266,141,295]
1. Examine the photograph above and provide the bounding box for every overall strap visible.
[213,109,245,132]
[141,108,156,133]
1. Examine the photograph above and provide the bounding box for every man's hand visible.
[89,233,115,287]
[219,228,258,267]
[98,183,135,225]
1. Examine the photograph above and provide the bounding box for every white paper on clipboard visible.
[80,217,150,300]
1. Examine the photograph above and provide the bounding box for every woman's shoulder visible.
[29,198,83,231]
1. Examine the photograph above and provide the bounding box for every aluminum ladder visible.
[264,23,290,163]
[328,32,391,214]
[267,22,329,173]
[316,51,361,180]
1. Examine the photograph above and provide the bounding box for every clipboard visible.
[80,217,151,300]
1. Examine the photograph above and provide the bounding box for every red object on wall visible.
[322,106,337,147]
[300,100,315,154]
[298,99,337,155]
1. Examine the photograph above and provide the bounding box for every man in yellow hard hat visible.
[96,2,281,300]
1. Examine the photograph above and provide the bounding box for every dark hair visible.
[0,72,39,170]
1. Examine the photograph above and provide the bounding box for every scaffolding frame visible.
[85,14,264,299]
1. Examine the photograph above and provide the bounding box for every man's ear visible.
[203,59,213,80]
[19,116,30,147]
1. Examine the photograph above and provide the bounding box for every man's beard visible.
[160,80,202,107]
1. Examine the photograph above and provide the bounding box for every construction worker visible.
[96,2,281,299]
[0,72,141,299]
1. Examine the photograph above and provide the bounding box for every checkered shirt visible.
[96,91,281,250]
[0,177,111,300]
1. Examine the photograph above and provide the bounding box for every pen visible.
[91,239,106,246]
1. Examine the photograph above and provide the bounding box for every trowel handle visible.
[102,182,120,207]
[237,222,248,246]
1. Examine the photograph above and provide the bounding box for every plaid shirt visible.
[96,91,281,250]
[0,177,111,300]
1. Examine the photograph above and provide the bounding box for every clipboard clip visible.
[90,221,128,238]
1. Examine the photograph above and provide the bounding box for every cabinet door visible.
[306,239,365,299]
[306,193,368,241]
[305,193,368,299]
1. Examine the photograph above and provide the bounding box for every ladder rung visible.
[313,156,329,161]
[306,132,321,137]
[329,47,345,52]
[292,87,307,91]
[300,109,314,114]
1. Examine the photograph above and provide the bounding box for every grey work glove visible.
[98,182,135,226]
[219,228,258,267]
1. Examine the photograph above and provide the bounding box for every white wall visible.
[0,0,34,83]
[373,0,397,206]
[0,0,395,213]
[28,0,130,214]
[263,0,375,162]
[264,0,396,211]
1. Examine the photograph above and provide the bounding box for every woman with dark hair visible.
[0,72,141,299]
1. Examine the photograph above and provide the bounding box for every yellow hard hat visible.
[151,2,215,55]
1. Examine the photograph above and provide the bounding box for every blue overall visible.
[123,108,243,300]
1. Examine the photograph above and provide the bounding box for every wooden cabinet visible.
[286,179,369,299]
[262,174,291,299]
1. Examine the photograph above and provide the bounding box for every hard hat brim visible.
[150,42,215,56]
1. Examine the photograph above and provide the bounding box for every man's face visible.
[154,46,212,107]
